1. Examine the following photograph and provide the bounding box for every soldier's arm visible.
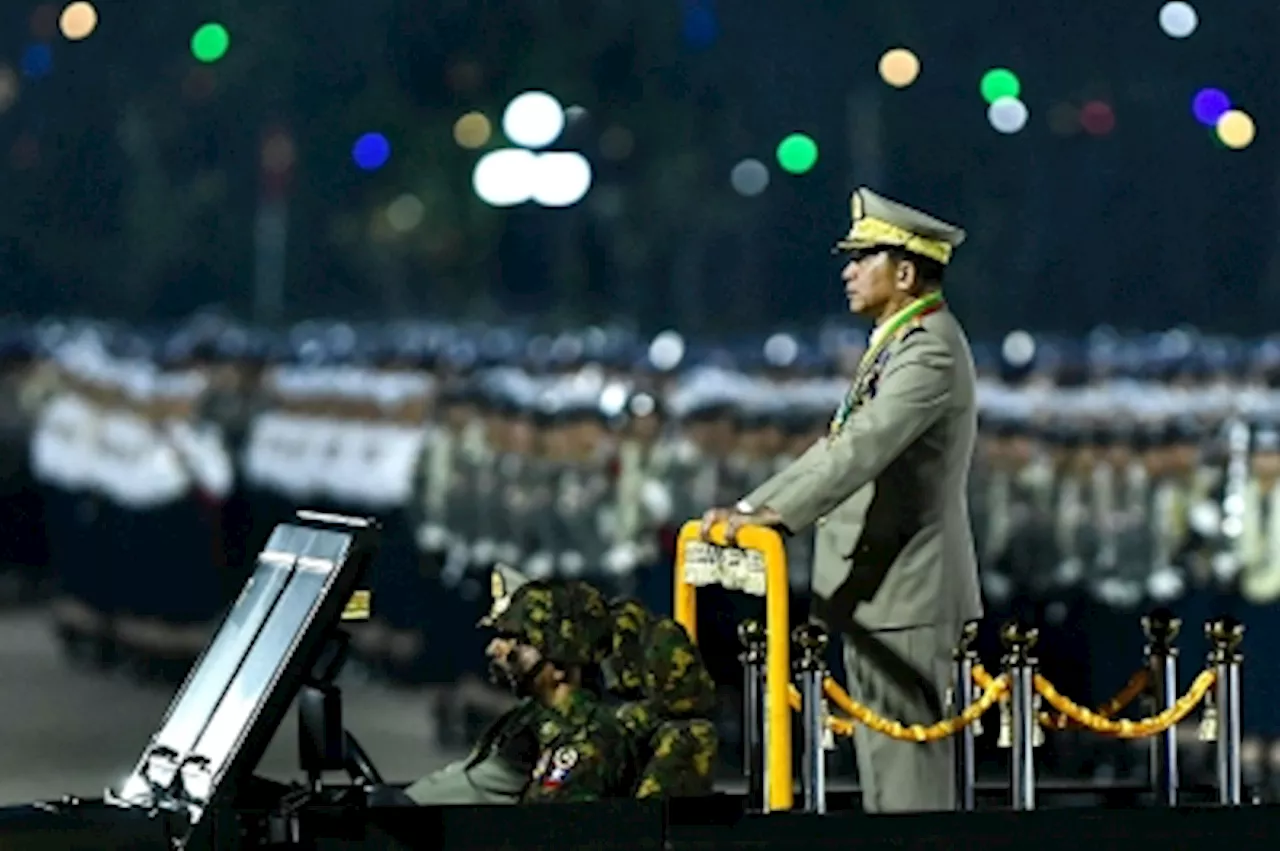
[763,330,955,533]
[521,724,630,804]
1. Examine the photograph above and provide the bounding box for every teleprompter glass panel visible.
[184,528,353,803]
[116,524,308,805]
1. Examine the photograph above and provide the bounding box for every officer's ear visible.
[893,255,918,292]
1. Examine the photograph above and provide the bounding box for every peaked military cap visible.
[478,563,531,627]
[834,187,966,265]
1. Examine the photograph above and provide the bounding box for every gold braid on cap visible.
[846,217,954,264]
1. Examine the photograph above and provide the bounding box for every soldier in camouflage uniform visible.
[602,598,718,798]
[407,567,633,804]
[491,577,635,802]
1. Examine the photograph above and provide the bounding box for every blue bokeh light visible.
[1191,88,1230,127]
[21,45,53,80]
[352,132,391,171]
[681,1,719,49]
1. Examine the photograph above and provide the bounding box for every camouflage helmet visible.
[491,579,612,668]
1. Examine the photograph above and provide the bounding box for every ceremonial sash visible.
[829,290,945,434]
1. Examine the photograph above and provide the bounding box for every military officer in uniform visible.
[701,187,980,813]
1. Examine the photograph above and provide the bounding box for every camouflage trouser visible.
[634,719,719,798]
[404,755,527,805]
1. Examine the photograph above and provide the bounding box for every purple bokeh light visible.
[1191,88,1231,127]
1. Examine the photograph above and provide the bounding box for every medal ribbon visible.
[829,290,945,434]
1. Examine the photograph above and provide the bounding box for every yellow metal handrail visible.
[674,520,792,811]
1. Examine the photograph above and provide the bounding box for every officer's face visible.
[842,250,913,316]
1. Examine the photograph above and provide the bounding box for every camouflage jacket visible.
[606,602,718,798]
[522,685,634,803]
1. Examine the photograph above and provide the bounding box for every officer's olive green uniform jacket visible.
[745,308,983,631]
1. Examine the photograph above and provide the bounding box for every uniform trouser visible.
[843,623,957,814]
[403,755,528,805]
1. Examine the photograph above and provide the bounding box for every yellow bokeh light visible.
[59,1,98,41]
[1216,109,1256,150]
[878,48,921,88]
[453,112,492,149]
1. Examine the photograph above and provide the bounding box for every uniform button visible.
[817,516,827,527]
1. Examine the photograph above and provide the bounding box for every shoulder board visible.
[898,324,927,343]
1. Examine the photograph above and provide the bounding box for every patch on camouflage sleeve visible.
[540,745,579,789]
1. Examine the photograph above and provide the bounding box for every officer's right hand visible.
[699,507,732,541]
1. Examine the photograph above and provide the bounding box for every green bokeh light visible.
[776,133,818,175]
[980,68,1020,104]
[191,23,230,63]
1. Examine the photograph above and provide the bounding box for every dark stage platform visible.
[2,795,1279,851]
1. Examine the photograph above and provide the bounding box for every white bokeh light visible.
[730,158,769,197]
[386,194,424,232]
[1158,1,1198,38]
[648,331,685,372]
[472,148,538,207]
[502,91,565,150]
[532,151,592,207]
[988,97,1029,134]
[1001,330,1036,367]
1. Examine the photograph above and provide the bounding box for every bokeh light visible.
[1192,88,1230,126]
[30,5,58,40]
[21,45,53,80]
[1048,103,1079,136]
[0,67,19,114]
[730,158,769,196]
[1216,110,1256,150]
[472,148,538,207]
[191,23,230,64]
[1158,2,1198,38]
[987,97,1029,134]
[352,132,391,171]
[386,194,425,232]
[980,68,1021,104]
[453,112,492,149]
[532,152,593,207]
[59,2,97,41]
[261,132,295,175]
[599,126,634,161]
[776,133,818,174]
[11,134,39,170]
[878,48,920,88]
[502,91,564,150]
[1080,101,1115,136]
[681,1,719,49]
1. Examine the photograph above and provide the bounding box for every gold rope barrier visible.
[1039,669,1150,730]
[972,665,1215,738]
[787,665,1009,742]
[1031,670,1216,738]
